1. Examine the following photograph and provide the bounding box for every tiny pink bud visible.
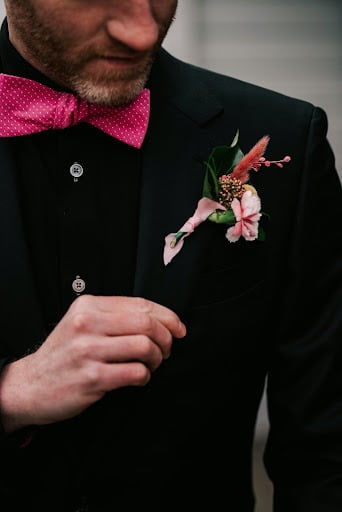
[259,157,266,162]
[265,161,271,167]
[277,163,283,168]
[284,156,291,162]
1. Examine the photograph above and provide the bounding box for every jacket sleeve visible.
[265,106,342,510]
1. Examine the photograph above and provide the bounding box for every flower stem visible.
[170,231,185,248]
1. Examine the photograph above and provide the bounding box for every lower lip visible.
[97,56,142,69]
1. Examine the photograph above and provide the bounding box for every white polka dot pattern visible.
[0,73,150,149]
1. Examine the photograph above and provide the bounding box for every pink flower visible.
[226,190,262,242]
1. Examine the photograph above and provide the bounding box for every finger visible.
[70,310,174,358]
[96,362,151,392]
[92,296,186,339]
[91,335,164,372]
[144,299,187,339]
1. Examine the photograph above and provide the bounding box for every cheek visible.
[43,4,103,46]
[152,0,178,26]
[50,23,98,58]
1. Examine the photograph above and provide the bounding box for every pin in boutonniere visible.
[163,131,291,265]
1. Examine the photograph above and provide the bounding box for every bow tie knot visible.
[0,73,150,148]
[53,94,89,129]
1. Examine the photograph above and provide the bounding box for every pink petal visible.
[249,212,262,222]
[241,191,261,216]
[241,220,259,241]
[163,198,225,265]
[179,197,225,233]
[163,233,186,265]
[226,221,242,243]
[230,198,242,221]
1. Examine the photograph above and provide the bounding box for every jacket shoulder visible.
[159,49,317,123]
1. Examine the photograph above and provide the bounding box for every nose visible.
[106,2,159,52]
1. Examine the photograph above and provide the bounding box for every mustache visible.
[74,43,156,66]
[68,20,169,67]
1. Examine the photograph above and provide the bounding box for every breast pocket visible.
[189,234,268,309]
[189,266,265,310]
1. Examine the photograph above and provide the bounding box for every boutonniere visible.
[163,131,291,265]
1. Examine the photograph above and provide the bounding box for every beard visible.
[5,0,175,106]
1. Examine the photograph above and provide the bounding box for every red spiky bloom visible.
[230,135,270,184]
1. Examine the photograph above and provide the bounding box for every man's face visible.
[5,0,178,105]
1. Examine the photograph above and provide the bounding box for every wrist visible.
[0,358,34,433]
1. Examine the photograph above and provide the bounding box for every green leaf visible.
[202,164,219,199]
[202,167,213,199]
[207,145,244,178]
[257,226,266,241]
[230,129,240,148]
[261,211,271,220]
[226,146,245,174]
[207,209,236,225]
[202,132,244,199]
[209,166,219,198]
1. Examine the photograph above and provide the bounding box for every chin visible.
[71,70,150,106]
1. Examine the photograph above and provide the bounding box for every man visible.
[0,1,341,510]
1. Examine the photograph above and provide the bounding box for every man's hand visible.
[0,295,186,433]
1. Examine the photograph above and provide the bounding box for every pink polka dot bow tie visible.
[0,73,150,149]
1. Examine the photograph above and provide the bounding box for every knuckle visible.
[154,350,163,368]
[130,364,150,386]
[71,294,95,312]
[70,312,94,333]
[68,338,90,362]
[134,297,151,313]
[135,312,153,334]
[135,335,153,358]
[163,332,173,354]
[83,363,102,388]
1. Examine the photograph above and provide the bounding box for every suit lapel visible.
[0,138,46,358]
[134,50,233,316]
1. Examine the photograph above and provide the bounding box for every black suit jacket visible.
[1,49,342,511]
